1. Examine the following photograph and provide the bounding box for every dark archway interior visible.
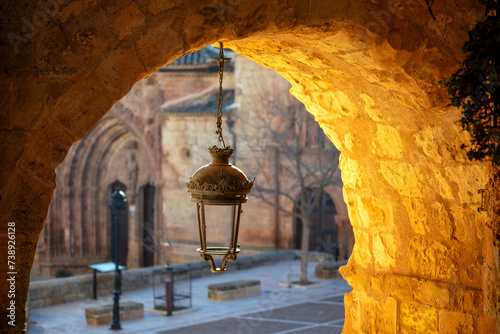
[142,183,156,267]
[293,188,338,256]
[109,181,129,267]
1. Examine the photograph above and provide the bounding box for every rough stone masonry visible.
[0,0,498,333]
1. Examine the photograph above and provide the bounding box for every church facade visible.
[36,48,353,276]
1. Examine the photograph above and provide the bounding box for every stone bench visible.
[315,260,348,279]
[208,280,261,301]
[85,301,144,325]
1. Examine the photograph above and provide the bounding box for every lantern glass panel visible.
[201,204,237,248]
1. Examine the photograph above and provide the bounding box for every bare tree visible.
[239,89,342,284]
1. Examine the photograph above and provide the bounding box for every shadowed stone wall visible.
[0,0,497,333]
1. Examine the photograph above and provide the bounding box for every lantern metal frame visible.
[186,43,254,273]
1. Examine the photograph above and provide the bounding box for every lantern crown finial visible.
[208,145,234,164]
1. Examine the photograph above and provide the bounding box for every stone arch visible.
[1,0,496,332]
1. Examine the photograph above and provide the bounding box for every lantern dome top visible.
[186,146,254,205]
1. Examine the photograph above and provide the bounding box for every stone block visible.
[371,124,404,158]
[414,126,446,164]
[356,195,394,229]
[18,120,74,183]
[35,24,79,77]
[0,80,12,130]
[85,301,144,326]
[53,75,115,138]
[413,279,450,309]
[148,0,182,15]
[399,302,438,333]
[387,274,451,310]
[474,316,495,334]
[451,288,482,313]
[352,230,371,268]
[344,291,361,332]
[339,156,365,189]
[402,196,428,235]
[95,47,146,95]
[438,310,473,334]
[373,232,396,269]
[110,3,145,40]
[0,131,27,189]
[314,261,347,279]
[409,236,458,282]
[134,20,183,72]
[360,295,397,333]
[208,280,261,301]
[379,161,424,198]
[360,93,382,121]
[444,165,488,203]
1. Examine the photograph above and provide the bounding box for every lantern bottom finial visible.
[198,246,239,273]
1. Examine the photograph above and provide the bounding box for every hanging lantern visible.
[186,42,254,273]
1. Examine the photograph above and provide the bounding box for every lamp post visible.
[186,42,254,273]
[109,190,127,330]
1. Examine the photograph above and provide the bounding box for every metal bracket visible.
[478,189,489,213]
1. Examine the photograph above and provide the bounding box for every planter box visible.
[314,260,348,279]
[85,301,144,325]
[208,280,261,301]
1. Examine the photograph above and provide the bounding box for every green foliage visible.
[439,0,500,165]
[425,0,436,20]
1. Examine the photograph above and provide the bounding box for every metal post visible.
[109,190,126,331]
[165,270,173,316]
[93,269,97,300]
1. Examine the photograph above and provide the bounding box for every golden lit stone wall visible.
[0,0,497,332]
[228,30,493,332]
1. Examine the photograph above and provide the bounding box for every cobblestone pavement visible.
[28,260,351,334]
[158,300,345,334]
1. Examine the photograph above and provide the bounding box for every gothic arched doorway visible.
[109,181,129,266]
[293,189,338,258]
[142,184,156,267]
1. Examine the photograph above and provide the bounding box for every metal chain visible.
[215,42,227,148]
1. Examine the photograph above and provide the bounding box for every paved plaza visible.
[28,260,351,334]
